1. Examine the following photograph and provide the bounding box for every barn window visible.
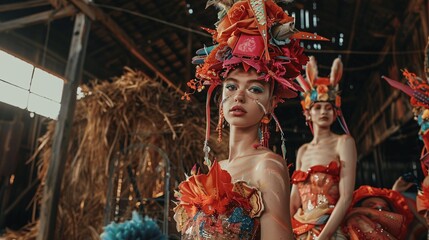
[0,50,64,119]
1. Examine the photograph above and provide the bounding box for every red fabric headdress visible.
[185,0,328,101]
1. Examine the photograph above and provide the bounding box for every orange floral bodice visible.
[291,161,341,237]
[292,161,341,214]
[173,161,264,240]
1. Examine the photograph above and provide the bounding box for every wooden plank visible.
[48,0,68,9]
[0,0,50,13]
[342,0,361,67]
[356,90,399,143]
[37,12,91,240]
[0,5,76,32]
[186,31,192,81]
[67,0,188,97]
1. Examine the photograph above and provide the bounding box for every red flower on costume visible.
[174,161,264,219]
[173,161,264,237]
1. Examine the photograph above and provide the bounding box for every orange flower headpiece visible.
[296,56,349,134]
[184,0,328,101]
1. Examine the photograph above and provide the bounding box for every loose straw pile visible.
[3,68,227,239]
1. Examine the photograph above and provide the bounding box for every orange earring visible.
[260,114,271,147]
[216,105,224,143]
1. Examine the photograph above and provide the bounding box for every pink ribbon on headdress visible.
[203,83,220,167]
[381,76,414,97]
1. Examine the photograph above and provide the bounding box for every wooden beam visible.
[356,88,399,144]
[48,0,68,9]
[67,0,188,97]
[37,12,91,240]
[418,0,429,41]
[343,0,361,67]
[0,0,50,13]
[186,31,192,81]
[358,113,412,160]
[0,5,76,33]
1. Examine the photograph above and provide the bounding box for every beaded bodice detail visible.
[291,161,341,213]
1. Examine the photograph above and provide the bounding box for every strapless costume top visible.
[173,161,264,240]
[291,161,341,215]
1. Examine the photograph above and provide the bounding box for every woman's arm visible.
[317,135,357,240]
[255,153,294,240]
[290,145,305,216]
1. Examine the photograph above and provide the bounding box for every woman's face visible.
[309,102,336,127]
[222,68,272,128]
[360,197,391,211]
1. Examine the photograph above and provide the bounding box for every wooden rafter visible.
[0,5,76,32]
[48,0,69,9]
[0,0,50,13]
[343,0,361,67]
[66,0,188,97]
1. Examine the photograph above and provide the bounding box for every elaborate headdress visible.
[184,0,328,165]
[296,56,350,134]
[382,37,429,175]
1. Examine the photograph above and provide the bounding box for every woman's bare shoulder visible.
[336,134,356,148]
[252,150,290,189]
[253,149,288,172]
[297,143,309,155]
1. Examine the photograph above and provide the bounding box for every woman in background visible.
[290,57,357,240]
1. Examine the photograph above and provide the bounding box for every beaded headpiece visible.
[185,0,328,165]
[382,37,429,174]
[296,56,350,134]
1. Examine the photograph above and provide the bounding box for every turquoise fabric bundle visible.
[101,211,166,240]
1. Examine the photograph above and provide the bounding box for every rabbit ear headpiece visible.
[296,57,350,134]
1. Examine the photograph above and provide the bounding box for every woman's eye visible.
[225,84,237,91]
[249,86,264,94]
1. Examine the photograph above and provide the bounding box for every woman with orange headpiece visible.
[173,1,327,239]
[290,57,357,240]
[383,38,429,238]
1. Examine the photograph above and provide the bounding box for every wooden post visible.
[37,12,90,240]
